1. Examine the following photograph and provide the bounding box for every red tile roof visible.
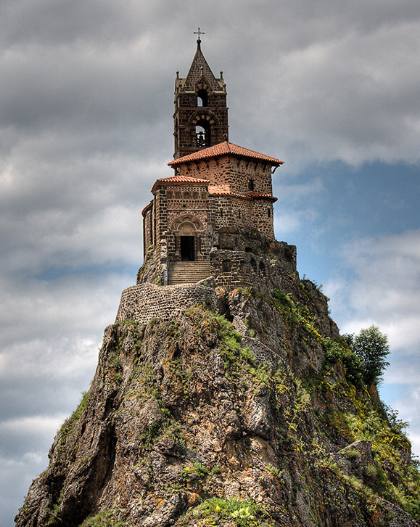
[152,175,209,192]
[168,141,284,167]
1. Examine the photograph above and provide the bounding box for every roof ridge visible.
[168,140,284,167]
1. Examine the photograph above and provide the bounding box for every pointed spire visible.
[184,31,220,91]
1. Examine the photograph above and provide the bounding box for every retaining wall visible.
[116,281,217,325]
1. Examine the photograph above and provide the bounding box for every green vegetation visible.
[130,360,184,452]
[79,509,125,527]
[345,326,390,385]
[342,447,362,461]
[323,337,364,386]
[190,497,273,527]
[264,463,284,479]
[183,306,312,459]
[270,289,418,518]
[110,351,123,384]
[167,357,193,398]
[124,300,417,521]
[45,503,61,526]
[273,289,366,386]
[322,385,419,518]
[185,306,272,388]
[56,391,90,446]
[344,408,419,518]
[272,289,322,341]
[181,462,220,481]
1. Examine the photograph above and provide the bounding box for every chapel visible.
[139,35,295,287]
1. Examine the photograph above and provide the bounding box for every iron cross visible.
[194,27,206,41]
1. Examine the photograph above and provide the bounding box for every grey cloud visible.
[1,1,420,525]
[325,230,420,475]
[1,453,47,527]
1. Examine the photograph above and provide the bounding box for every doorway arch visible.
[171,215,204,262]
[178,221,196,261]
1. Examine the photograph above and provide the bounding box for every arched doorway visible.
[178,221,197,261]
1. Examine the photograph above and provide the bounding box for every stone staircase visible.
[168,261,213,285]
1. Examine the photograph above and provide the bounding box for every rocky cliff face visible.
[16,257,419,526]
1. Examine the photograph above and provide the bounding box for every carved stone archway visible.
[170,215,204,261]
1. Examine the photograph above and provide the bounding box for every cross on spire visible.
[194,27,206,45]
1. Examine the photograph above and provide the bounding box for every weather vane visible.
[194,27,206,43]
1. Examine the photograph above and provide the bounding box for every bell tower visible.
[173,31,229,158]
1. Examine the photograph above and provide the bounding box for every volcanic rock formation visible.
[16,249,419,526]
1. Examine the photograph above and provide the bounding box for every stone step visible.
[171,264,211,268]
[168,261,212,285]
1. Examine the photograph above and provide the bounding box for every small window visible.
[250,257,257,272]
[248,179,255,191]
[222,260,231,272]
[267,208,271,217]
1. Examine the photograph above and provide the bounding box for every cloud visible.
[339,230,420,350]
[325,229,420,461]
[1,1,420,525]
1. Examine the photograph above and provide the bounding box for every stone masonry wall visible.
[210,243,296,290]
[177,158,230,186]
[116,281,218,325]
[252,200,274,238]
[228,158,272,195]
[176,156,273,195]
[143,207,153,254]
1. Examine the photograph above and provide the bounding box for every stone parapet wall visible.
[210,243,296,291]
[116,281,218,325]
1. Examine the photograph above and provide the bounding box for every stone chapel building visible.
[138,36,296,288]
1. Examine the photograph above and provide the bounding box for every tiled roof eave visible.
[151,176,209,193]
[168,141,284,167]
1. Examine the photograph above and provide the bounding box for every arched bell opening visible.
[195,121,211,148]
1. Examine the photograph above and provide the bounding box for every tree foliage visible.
[345,326,390,385]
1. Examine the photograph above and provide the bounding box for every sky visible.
[0,1,419,525]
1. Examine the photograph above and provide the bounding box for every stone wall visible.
[116,281,218,325]
[142,205,153,255]
[176,156,273,195]
[210,242,297,291]
[177,158,230,186]
[252,200,274,238]
[228,158,272,195]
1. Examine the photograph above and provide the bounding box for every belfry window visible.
[248,178,255,191]
[197,89,208,107]
[195,122,210,147]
